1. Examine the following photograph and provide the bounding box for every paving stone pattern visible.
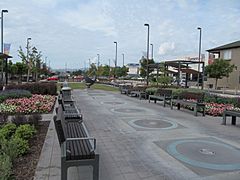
[35,89,240,180]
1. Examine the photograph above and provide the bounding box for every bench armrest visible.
[66,137,96,151]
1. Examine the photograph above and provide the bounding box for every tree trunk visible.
[215,78,218,89]
[27,68,30,82]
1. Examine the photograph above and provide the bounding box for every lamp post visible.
[122,53,124,67]
[97,54,100,69]
[197,27,202,89]
[114,41,117,78]
[109,59,111,79]
[26,37,31,82]
[1,9,8,85]
[150,43,153,60]
[144,23,150,86]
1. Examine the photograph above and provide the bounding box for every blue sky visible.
[1,0,240,69]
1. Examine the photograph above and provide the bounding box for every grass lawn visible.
[58,82,119,92]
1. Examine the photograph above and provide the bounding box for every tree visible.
[29,47,42,81]
[205,59,236,89]
[15,62,28,82]
[86,63,97,77]
[139,56,155,78]
[18,45,43,82]
[157,75,173,86]
[115,66,128,77]
[71,69,83,76]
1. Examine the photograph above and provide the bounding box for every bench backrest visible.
[58,94,66,111]
[155,89,172,97]
[179,92,204,102]
[53,114,66,145]
[132,86,147,92]
[119,84,133,90]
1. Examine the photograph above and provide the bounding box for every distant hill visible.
[53,68,85,72]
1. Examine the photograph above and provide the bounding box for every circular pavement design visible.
[101,101,125,105]
[128,119,178,130]
[167,139,240,171]
[89,93,106,96]
[111,108,146,113]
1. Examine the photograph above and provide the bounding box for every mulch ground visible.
[12,121,50,180]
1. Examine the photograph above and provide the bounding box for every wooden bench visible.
[129,86,147,100]
[53,109,99,180]
[171,92,205,116]
[148,89,172,107]
[222,109,240,125]
[119,84,133,95]
[58,95,83,121]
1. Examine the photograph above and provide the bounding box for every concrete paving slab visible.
[34,89,240,180]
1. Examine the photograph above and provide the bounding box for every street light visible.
[150,43,153,60]
[1,9,8,85]
[114,41,117,78]
[97,54,100,68]
[122,53,124,67]
[144,23,150,86]
[197,27,202,89]
[1,9,8,53]
[26,37,31,82]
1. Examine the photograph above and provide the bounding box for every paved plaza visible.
[35,89,240,180]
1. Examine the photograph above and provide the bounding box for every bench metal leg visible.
[177,103,180,110]
[93,155,100,180]
[61,160,68,180]
[163,98,166,107]
[194,106,197,116]
[222,113,227,125]
[232,116,236,125]
[171,101,173,110]
[202,107,205,116]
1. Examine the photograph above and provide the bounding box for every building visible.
[125,63,140,76]
[206,40,240,89]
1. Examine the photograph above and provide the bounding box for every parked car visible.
[172,79,186,87]
[47,76,58,81]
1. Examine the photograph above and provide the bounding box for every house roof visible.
[207,40,240,52]
[0,53,12,59]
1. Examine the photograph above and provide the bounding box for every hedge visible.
[6,82,57,95]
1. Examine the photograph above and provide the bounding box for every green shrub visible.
[166,88,204,97]
[9,136,29,156]
[0,137,18,160]
[0,89,32,103]
[0,153,12,179]
[14,124,36,140]
[6,82,57,95]
[146,87,158,95]
[204,93,240,106]
[157,76,173,86]
[0,123,17,139]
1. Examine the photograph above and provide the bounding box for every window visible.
[223,50,232,60]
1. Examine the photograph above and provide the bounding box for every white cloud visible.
[158,42,175,55]
[61,2,117,36]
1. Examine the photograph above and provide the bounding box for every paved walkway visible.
[34,89,240,180]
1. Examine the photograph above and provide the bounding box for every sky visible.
[0,0,240,69]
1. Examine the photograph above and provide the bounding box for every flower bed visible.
[205,103,240,116]
[0,95,55,114]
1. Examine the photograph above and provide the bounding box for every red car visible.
[47,76,58,81]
